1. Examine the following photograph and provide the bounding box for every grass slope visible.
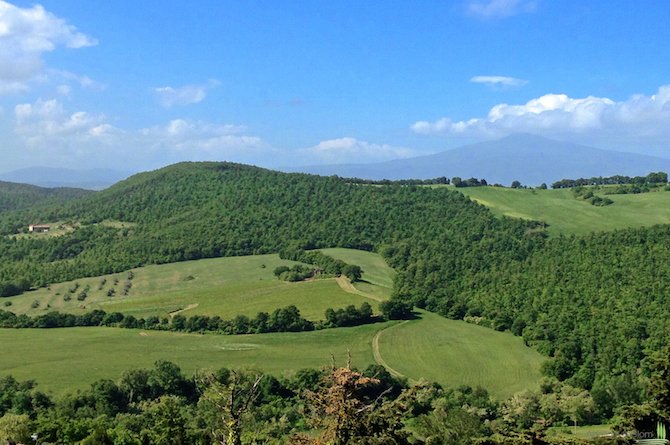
[456,186,670,235]
[320,248,395,300]
[0,323,387,394]
[0,249,544,398]
[4,254,372,320]
[376,310,545,399]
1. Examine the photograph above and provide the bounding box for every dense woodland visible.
[1,162,670,434]
[0,181,91,213]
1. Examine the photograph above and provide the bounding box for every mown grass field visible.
[4,254,373,320]
[0,323,388,394]
[1,248,545,398]
[455,186,670,235]
[376,310,545,399]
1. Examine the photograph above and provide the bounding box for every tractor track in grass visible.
[334,275,410,380]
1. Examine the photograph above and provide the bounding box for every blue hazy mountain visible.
[288,134,670,185]
[0,167,131,190]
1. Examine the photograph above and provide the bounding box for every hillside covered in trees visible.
[0,181,92,213]
[1,162,670,416]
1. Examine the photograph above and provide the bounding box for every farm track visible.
[168,303,199,317]
[334,275,409,379]
[334,276,383,302]
[371,321,412,381]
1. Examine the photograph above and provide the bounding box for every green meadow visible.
[321,247,395,300]
[0,323,386,394]
[4,253,373,320]
[376,310,545,399]
[455,186,670,235]
[0,248,546,399]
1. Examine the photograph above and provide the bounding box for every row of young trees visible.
[0,302,384,334]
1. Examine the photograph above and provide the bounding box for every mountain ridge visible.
[285,134,670,185]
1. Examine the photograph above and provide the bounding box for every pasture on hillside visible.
[3,254,374,320]
[376,310,545,399]
[0,323,387,394]
[455,186,670,235]
[321,247,395,300]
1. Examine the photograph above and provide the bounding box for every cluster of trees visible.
[572,187,614,206]
[2,358,649,445]
[0,306,316,334]
[0,301,386,334]
[324,302,374,327]
[278,249,363,282]
[273,264,316,282]
[551,171,668,189]
[452,176,488,187]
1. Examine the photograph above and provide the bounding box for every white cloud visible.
[410,84,670,151]
[470,75,528,89]
[0,1,96,93]
[14,98,110,149]
[467,0,537,19]
[139,119,264,157]
[10,98,269,168]
[302,137,419,164]
[154,80,219,107]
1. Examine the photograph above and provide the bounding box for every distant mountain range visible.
[0,167,131,190]
[286,134,670,185]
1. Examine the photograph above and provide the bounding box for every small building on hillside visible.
[28,224,50,233]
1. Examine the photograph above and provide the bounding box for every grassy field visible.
[454,186,670,235]
[0,323,388,394]
[4,254,373,320]
[0,249,546,399]
[376,310,545,399]
[321,247,395,300]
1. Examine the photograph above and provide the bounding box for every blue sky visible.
[1,0,670,173]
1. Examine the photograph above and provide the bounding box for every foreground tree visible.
[290,362,411,445]
[198,369,263,445]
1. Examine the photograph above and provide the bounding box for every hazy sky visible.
[1,0,670,173]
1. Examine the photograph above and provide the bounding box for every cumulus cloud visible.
[10,98,269,168]
[139,119,266,160]
[410,84,670,151]
[14,99,110,147]
[0,1,96,93]
[154,80,219,107]
[470,75,528,89]
[467,0,537,19]
[302,137,419,164]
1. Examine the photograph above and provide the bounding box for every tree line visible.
[551,171,668,189]
[5,354,662,444]
[0,301,381,334]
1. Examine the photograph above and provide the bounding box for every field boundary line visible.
[372,321,413,382]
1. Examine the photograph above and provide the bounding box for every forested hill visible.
[0,161,540,287]
[2,161,670,412]
[0,180,92,212]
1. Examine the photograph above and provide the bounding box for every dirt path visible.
[371,321,412,381]
[334,276,383,302]
[334,275,413,381]
[168,303,199,318]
